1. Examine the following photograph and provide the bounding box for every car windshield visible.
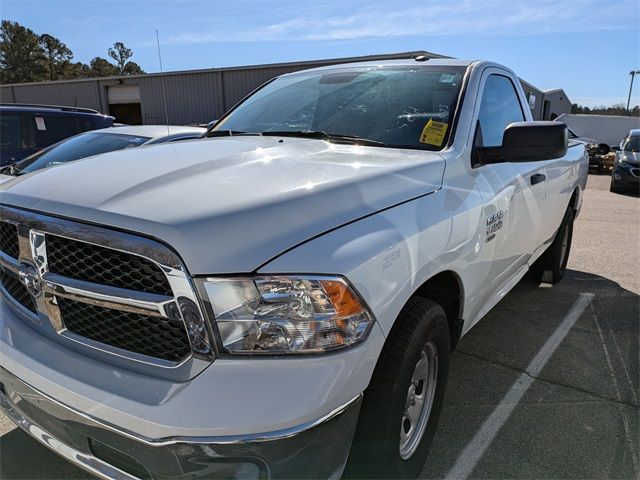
[214,65,466,151]
[16,131,150,174]
[622,135,640,152]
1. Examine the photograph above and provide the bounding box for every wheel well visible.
[569,187,580,213]
[412,271,463,349]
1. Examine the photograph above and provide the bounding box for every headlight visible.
[203,275,374,354]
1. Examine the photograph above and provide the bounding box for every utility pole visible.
[627,70,640,111]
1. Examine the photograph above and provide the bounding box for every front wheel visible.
[529,206,574,284]
[344,298,450,479]
[610,177,620,193]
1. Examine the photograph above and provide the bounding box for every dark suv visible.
[0,104,114,166]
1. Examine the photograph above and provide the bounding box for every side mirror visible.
[476,121,568,164]
[611,145,621,151]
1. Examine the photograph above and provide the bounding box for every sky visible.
[2,0,639,108]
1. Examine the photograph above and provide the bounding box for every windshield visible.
[622,135,640,152]
[16,131,150,174]
[215,65,466,150]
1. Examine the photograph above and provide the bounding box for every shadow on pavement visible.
[422,269,639,479]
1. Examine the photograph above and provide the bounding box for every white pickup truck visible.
[0,58,587,479]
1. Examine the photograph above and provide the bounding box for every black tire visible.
[529,206,574,284]
[344,298,450,479]
[610,178,619,193]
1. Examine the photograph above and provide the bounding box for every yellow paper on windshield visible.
[419,120,448,146]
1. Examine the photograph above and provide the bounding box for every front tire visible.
[344,298,450,479]
[610,177,620,193]
[529,206,574,284]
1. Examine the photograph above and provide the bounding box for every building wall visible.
[541,90,572,120]
[556,114,640,146]
[0,80,103,111]
[520,80,544,120]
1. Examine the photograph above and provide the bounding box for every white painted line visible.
[444,293,593,480]
[593,306,639,478]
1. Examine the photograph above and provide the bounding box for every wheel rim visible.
[399,341,438,460]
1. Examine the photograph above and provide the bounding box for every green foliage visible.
[0,21,145,83]
[571,103,640,117]
[88,57,119,77]
[39,33,72,80]
[0,20,47,83]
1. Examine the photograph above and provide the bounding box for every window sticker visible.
[439,73,457,83]
[35,117,46,131]
[419,119,448,146]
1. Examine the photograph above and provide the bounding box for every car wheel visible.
[344,297,450,479]
[610,178,619,193]
[529,206,574,284]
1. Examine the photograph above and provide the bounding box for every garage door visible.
[107,84,140,104]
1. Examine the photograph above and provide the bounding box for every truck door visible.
[473,71,547,288]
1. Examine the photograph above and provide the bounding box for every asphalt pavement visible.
[0,173,638,479]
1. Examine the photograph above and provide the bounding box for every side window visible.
[30,114,80,148]
[477,75,525,147]
[75,116,95,133]
[0,113,22,149]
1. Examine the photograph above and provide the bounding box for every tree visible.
[88,57,119,77]
[123,61,144,75]
[108,42,144,76]
[39,33,73,80]
[0,20,47,83]
[60,60,90,80]
[108,42,132,74]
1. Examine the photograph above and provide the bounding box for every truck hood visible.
[0,137,444,273]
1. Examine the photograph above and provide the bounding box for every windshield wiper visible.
[262,130,387,147]
[202,129,261,138]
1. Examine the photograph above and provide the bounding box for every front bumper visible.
[0,366,362,479]
[612,165,640,189]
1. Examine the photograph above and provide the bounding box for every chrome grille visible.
[58,298,191,361]
[0,221,19,259]
[631,168,639,178]
[46,234,173,296]
[0,205,214,379]
[0,270,36,313]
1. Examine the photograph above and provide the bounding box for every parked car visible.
[565,125,608,170]
[0,59,587,479]
[610,129,640,193]
[0,125,206,176]
[0,104,114,166]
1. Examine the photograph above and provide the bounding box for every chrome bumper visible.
[0,367,362,479]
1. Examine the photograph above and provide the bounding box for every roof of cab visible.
[283,58,477,75]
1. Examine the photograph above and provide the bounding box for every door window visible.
[0,113,22,149]
[30,114,80,148]
[477,75,525,147]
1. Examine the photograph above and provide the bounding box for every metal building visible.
[0,51,570,125]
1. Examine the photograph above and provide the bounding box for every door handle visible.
[530,173,546,185]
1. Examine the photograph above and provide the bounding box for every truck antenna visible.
[156,29,170,135]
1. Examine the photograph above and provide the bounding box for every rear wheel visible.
[529,206,574,284]
[344,298,450,479]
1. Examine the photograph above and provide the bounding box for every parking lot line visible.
[444,293,594,480]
